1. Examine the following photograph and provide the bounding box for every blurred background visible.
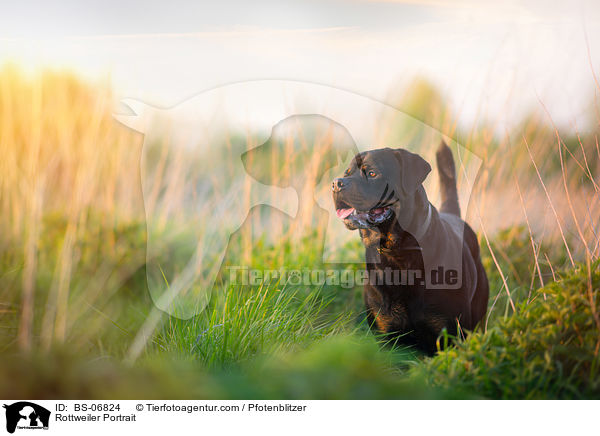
[1,0,599,399]
[2,0,600,131]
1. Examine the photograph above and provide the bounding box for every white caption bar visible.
[1,400,595,436]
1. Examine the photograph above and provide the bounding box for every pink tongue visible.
[370,208,384,215]
[336,208,355,219]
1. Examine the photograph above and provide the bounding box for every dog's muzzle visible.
[332,178,347,193]
[335,206,394,229]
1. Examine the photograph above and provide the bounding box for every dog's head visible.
[332,147,431,230]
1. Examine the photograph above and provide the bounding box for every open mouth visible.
[335,205,393,228]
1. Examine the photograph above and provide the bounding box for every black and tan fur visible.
[332,142,489,354]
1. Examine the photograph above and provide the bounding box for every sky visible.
[1,0,599,132]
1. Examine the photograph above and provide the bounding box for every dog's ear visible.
[393,148,431,194]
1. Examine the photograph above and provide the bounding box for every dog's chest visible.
[368,297,412,333]
[362,229,428,335]
[364,276,424,333]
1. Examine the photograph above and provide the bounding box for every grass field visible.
[0,65,599,399]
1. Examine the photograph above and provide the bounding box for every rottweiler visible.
[332,142,489,354]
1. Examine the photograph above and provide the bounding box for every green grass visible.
[159,282,353,368]
[2,67,599,400]
[416,262,600,399]
[0,198,594,399]
[3,212,598,399]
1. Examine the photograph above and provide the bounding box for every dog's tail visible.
[436,141,461,217]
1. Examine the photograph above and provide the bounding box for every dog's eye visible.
[368,170,376,178]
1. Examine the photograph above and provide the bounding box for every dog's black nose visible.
[332,178,347,192]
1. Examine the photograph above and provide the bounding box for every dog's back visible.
[436,141,489,329]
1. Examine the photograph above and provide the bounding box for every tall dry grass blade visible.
[523,136,575,267]
[125,306,165,365]
[514,172,545,296]
[573,125,599,193]
[455,140,516,313]
[557,134,592,259]
[586,192,600,258]
[16,75,44,351]
[485,285,502,332]
[585,32,600,97]
[52,221,77,343]
[145,141,170,218]
[544,253,558,282]
[18,185,42,351]
[594,135,600,167]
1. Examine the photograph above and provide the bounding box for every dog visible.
[332,142,489,354]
